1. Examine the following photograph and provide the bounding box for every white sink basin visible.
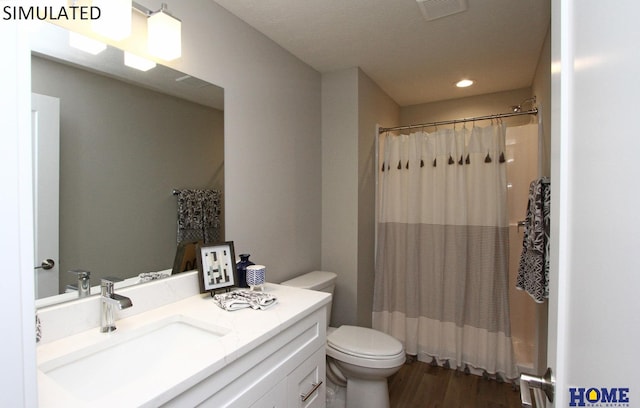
[38,315,230,401]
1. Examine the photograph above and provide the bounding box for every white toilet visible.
[281,271,405,408]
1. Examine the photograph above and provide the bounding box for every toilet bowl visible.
[327,325,405,408]
[281,271,405,408]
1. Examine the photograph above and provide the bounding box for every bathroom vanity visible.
[36,276,330,407]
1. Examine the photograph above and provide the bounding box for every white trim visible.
[549,0,573,405]
[0,21,37,406]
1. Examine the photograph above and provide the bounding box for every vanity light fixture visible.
[91,0,132,41]
[73,1,182,67]
[132,2,182,61]
[147,3,182,61]
[124,51,157,71]
[69,32,107,55]
[456,79,474,88]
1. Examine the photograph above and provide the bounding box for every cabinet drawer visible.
[287,347,326,408]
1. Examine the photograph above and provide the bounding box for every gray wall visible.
[400,88,534,126]
[321,67,399,327]
[321,68,359,326]
[171,0,323,282]
[31,56,224,291]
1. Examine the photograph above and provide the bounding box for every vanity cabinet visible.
[164,306,327,408]
[37,281,330,407]
[250,378,286,408]
[250,347,325,408]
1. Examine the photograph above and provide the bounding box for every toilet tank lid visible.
[280,270,337,290]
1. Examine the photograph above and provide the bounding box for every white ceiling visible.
[211,0,550,107]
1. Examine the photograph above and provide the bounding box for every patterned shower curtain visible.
[372,124,516,379]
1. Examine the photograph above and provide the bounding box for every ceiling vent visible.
[417,0,468,21]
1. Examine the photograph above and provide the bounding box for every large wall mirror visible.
[31,22,225,308]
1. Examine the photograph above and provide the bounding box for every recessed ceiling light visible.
[456,79,474,88]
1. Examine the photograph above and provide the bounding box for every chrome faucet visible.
[100,278,133,333]
[68,270,91,298]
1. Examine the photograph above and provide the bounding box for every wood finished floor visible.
[388,358,522,408]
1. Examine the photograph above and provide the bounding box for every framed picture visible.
[172,240,202,275]
[196,241,237,293]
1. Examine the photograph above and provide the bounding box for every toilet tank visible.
[281,271,337,327]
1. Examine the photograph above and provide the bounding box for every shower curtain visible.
[372,124,517,379]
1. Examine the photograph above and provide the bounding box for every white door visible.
[31,93,60,299]
[546,1,640,407]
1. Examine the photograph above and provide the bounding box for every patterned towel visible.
[516,178,550,303]
[176,189,221,244]
[213,290,277,311]
[138,270,171,282]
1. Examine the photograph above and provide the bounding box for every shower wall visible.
[505,123,540,371]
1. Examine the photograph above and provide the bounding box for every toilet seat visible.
[327,325,405,369]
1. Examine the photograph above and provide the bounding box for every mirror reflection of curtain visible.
[373,124,516,379]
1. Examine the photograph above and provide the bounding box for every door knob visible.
[520,367,554,407]
[34,259,55,270]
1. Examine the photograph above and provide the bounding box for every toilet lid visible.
[327,325,403,359]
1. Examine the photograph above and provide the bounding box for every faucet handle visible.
[68,269,90,279]
[100,278,115,296]
[100,276,124,295]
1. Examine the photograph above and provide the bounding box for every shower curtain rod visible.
[378,108,538,134]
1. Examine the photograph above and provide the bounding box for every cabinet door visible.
[287,347,326,408]
[250,378,287,408]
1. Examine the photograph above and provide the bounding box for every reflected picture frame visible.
[172,240,203,275]
[196,241,237,294]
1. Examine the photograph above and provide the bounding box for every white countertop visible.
[36,283,331,407]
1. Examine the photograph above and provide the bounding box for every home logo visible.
[569,387,630,407]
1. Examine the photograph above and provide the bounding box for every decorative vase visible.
[236,254,254,288]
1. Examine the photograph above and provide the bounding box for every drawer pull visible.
[300,381,323,402]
